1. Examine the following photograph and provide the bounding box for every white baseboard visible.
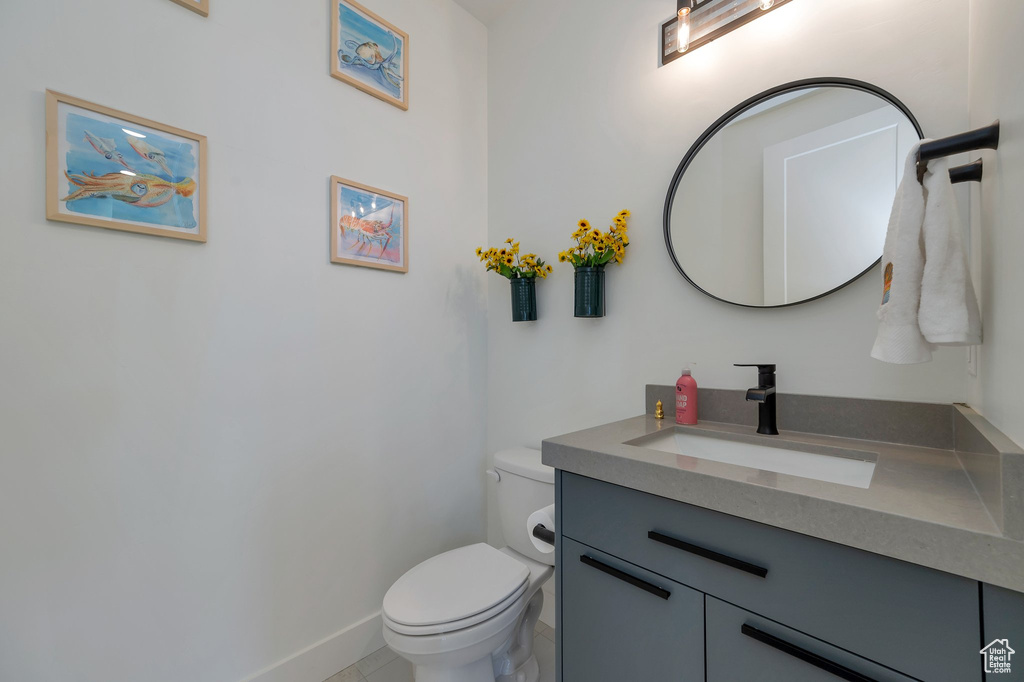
[239,611,386,682]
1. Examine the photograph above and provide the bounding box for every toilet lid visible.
[383,543,530,628]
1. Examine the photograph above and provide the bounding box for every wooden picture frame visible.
[46,90,207,242]
[330,0,409,110]
[330,176,408,273]
[169,0,209,17]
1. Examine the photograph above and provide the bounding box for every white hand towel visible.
[871,142,981,364]
[919,155,982,346]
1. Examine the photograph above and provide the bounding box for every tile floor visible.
[324,621,556,682]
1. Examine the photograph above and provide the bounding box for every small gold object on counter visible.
[654,400,664,420]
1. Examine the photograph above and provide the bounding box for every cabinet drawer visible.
[706,596,916,682]
[561,473,980,682]
[560,537,704,682]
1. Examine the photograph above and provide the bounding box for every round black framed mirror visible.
[663,78,923,308]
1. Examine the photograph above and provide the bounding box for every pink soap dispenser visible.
[675,365,698,425]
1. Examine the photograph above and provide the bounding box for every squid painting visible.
[126,137,174,177]
[83,130,132,170]
[62,171,196,208]
[47,90,206,241]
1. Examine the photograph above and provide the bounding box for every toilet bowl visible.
[382,448,554,682]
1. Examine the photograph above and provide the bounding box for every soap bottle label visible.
[676,389,690,422]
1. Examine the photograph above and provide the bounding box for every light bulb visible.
[759,0,774,9]
[677,7,691,53]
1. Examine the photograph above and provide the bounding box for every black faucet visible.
[735,364,778,435]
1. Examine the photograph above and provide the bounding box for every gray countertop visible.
[542,414,1024,592]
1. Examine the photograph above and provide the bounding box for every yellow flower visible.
[504,256,514,266]
[545,264,553,273]
[558,252,567,262]
[475,246,483,256]
[620,233,629,245]
[578,219,590,230]
[594,244,605,253]
[618,209,631,218]
[505,238,514,244]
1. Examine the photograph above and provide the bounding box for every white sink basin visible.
[634,430,876,489]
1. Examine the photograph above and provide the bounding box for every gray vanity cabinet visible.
[705,597,915,682]
[560,537,705,682]
[557,472,984,682]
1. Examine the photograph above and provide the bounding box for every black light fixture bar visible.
[662,0,796,65]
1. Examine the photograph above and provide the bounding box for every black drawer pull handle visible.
[741,624,878,682]
[532,523,555,546]
[648,530,768,578]
[579,555,671,600]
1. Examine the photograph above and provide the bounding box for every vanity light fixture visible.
[662,0,795,65]
[677,0,695,53]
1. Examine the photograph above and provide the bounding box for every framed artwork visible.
[45,90,207,242]
[330,176,408,273]
[330,0,409,110]
[169,0,209,17]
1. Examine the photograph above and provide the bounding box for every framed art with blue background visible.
[46,91,207,242]
[330,176,409,273]
[331,0,408,110]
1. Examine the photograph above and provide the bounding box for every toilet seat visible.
[383,543,530,636]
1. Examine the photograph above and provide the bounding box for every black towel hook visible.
[916,120,1000,184]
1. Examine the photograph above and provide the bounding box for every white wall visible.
[0,1,488,681]
[485,0,971,479]
[967,0,1024,448]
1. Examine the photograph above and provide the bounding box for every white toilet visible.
[382,448,554,682]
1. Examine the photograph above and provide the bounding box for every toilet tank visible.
[494,448,555,566]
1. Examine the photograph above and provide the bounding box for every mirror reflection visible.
[667,84,921,307]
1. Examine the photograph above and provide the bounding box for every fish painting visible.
[83,130,132,170]
[62,171,196,208]
[332,0,408,110]
[126,137,173,177]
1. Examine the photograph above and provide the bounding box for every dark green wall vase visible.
[574,266,605,318]
[510,277,537,322]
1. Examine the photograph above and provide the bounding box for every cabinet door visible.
[982,584,1024,681]
[560,537,703,682]
[562,472,980,682]
[705,596,916,682]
